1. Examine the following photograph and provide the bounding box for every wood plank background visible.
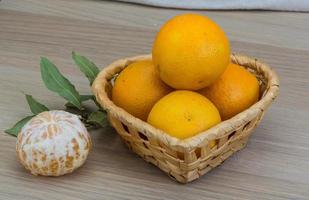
[0,0,309,199]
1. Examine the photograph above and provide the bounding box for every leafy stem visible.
[5,52,107,137]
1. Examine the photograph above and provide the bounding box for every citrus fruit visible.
[147,90,221,139]
[199,63,260,120]
[152,13,230,90]
[16,111,91,176]
[112,60,172,121]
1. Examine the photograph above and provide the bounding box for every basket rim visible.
[92,54,279,151]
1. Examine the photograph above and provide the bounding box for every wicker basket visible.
[92,54,279,183]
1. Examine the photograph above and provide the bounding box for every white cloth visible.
[114,0,309,11]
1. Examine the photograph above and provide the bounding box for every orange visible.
[112,60,172,121]
[199,63,260,120]
[147,90,221,139]
[152,13,230,90]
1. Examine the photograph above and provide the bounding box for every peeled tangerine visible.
[16,110,92,176]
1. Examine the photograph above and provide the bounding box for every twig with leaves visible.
[5,52,107,137]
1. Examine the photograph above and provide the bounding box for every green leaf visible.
[72,52,100,85]
[65,95,94,108]
[80,94,94,101]
[25,94,49,114]
[40,57,82,109]
[87,110,108,127]
[5,116,34,137]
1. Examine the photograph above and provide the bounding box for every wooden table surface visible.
[1,0,309,199]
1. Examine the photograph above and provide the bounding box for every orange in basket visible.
[111,60,171,121]
[147,90,221,140]
[92,54,279,183]
[199,63,260,120]
[152,13,230,90]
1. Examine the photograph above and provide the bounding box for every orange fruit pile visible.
[112,13,260,141]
